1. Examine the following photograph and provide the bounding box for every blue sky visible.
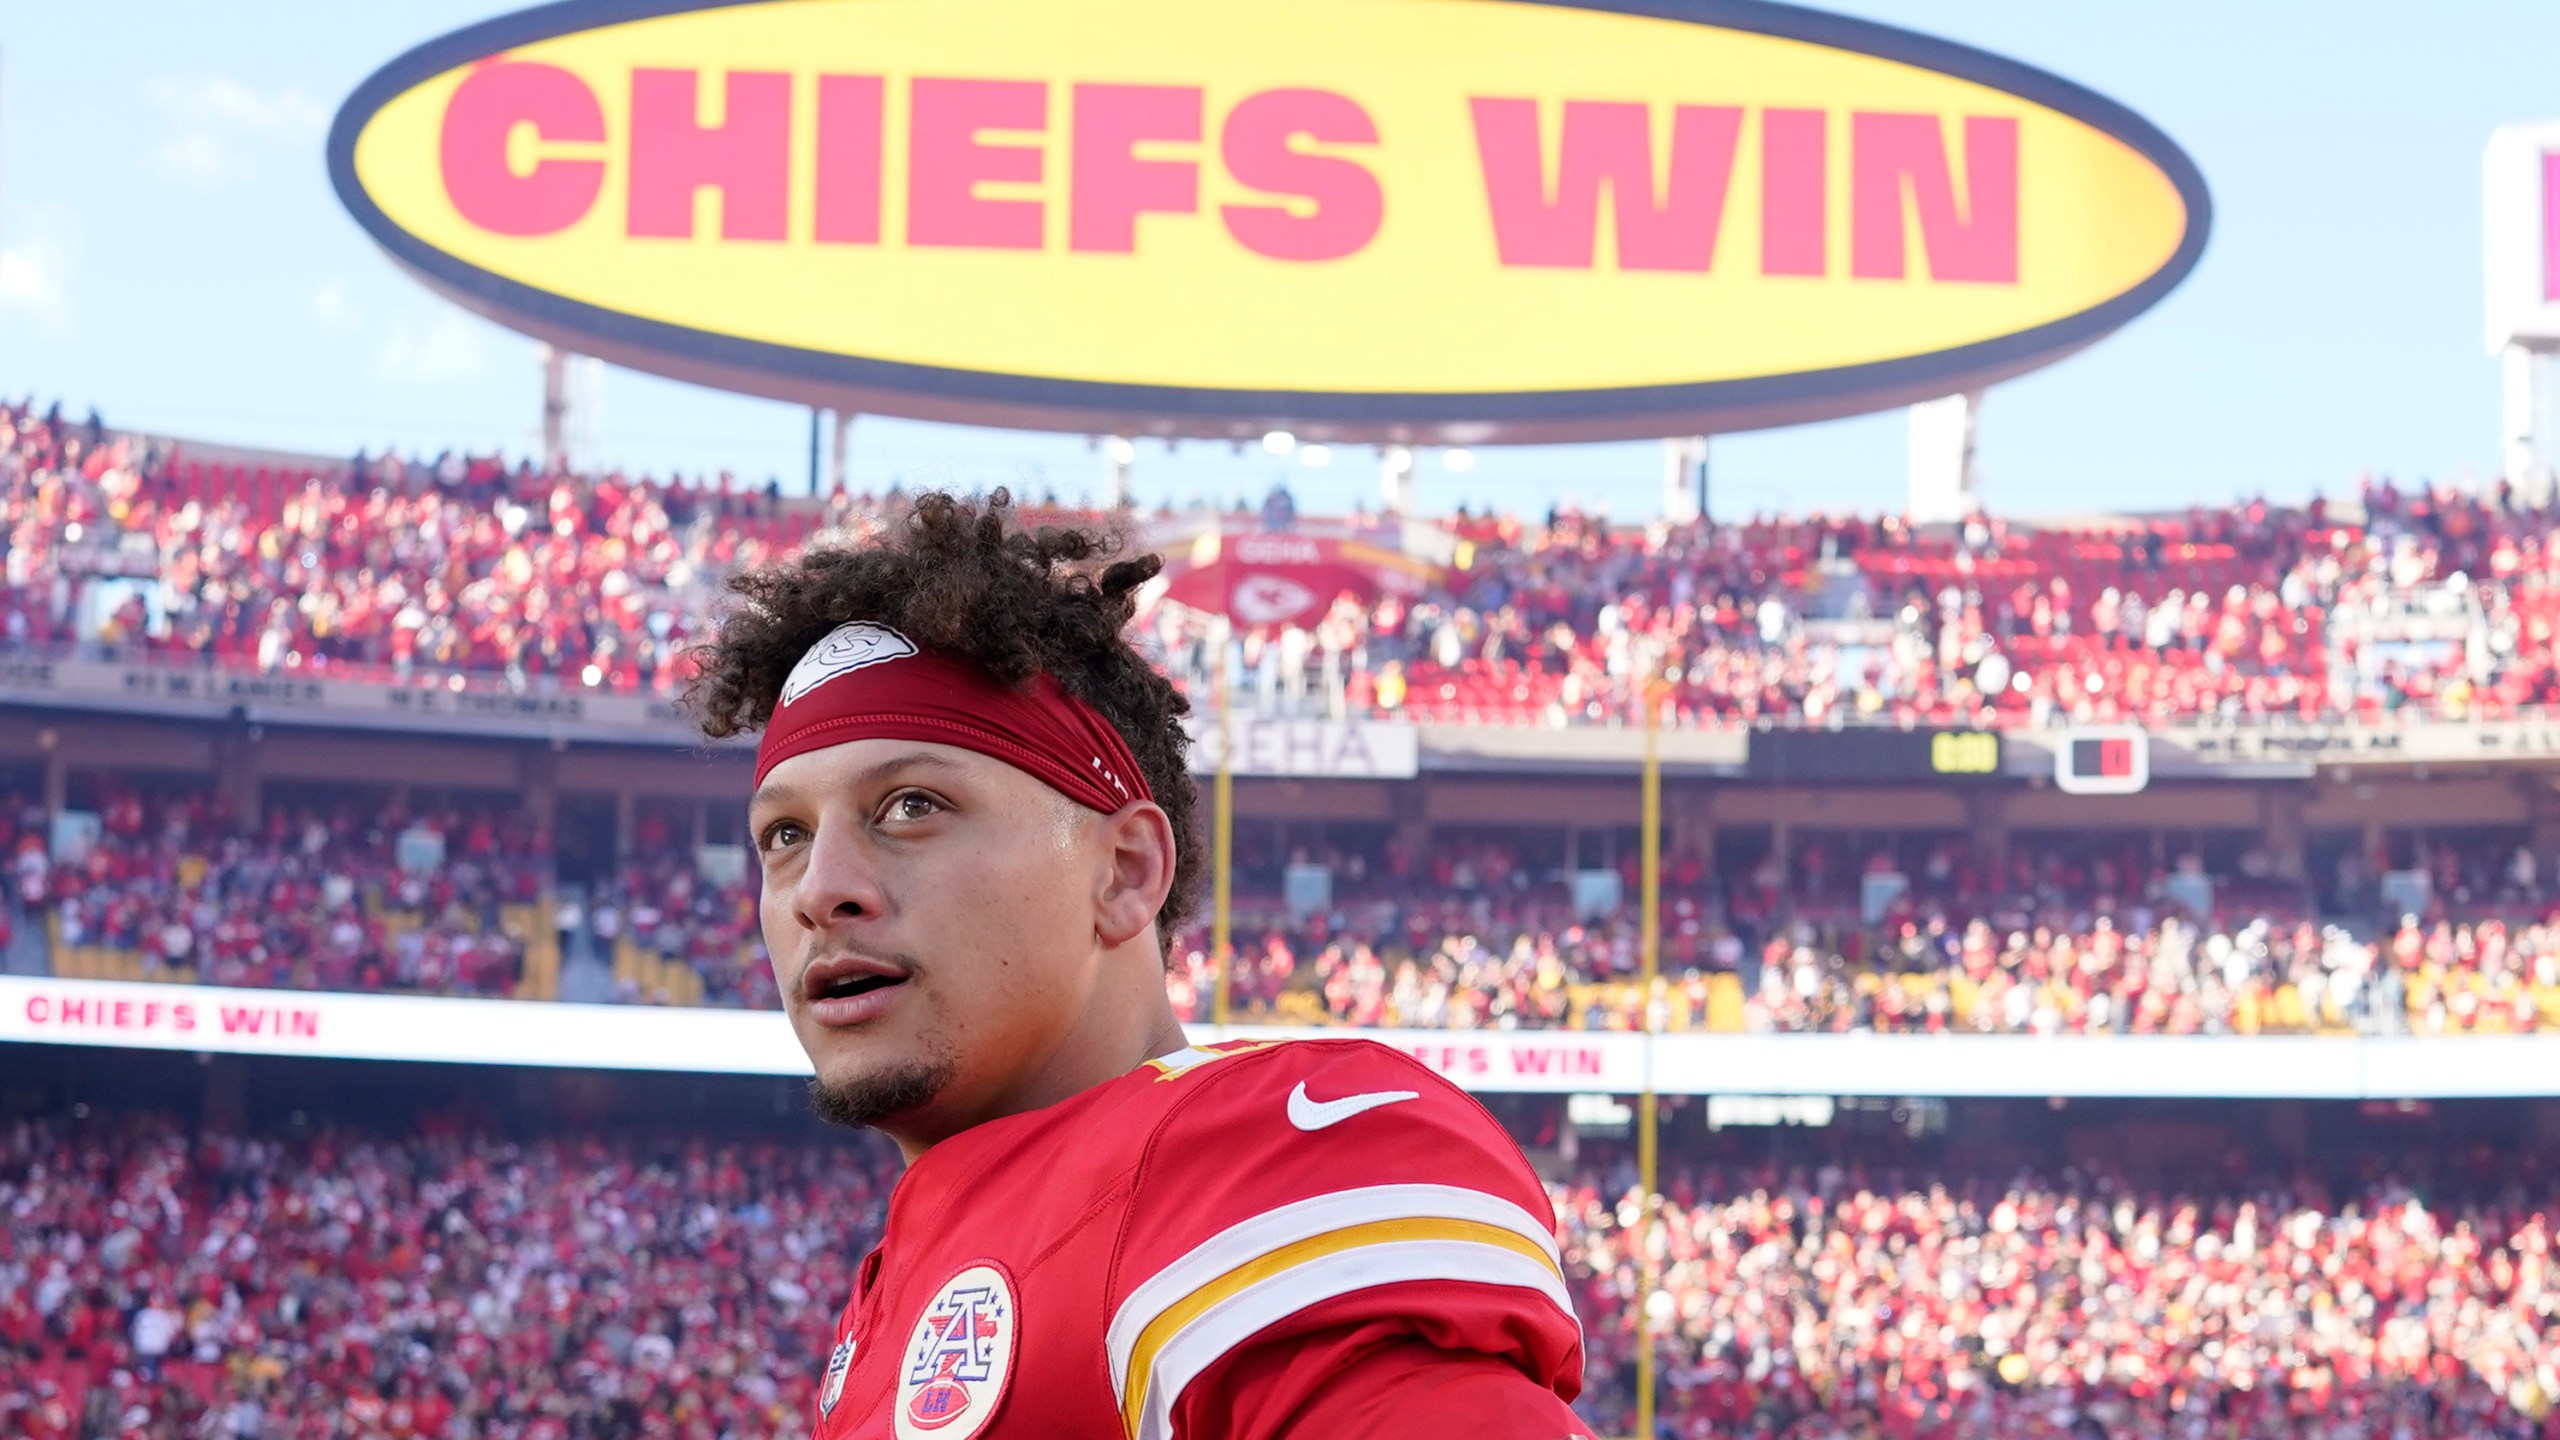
[0,2,2548,520]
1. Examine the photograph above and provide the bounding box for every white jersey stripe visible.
[1131,1239,1575,1440]
[1106,1182,1562,1400]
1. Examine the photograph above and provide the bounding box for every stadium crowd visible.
[1164,824,2560,1036]
[12,781,785,1010]
[574,837,777,1011]
[9,399,2560,731]
[19,786,544,1000]
[1560,1154,2560,1439]
[0,400,829,698]
[13,399,2560,1035]
[1170,908,2560,1037]
[2,1112,2554,1439]
[0,1114,875,1439]
[1143,482,2559,730]
[16,780,2560,1036]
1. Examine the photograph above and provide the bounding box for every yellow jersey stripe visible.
[1118,1216,1561,1437]
[1106,1183,1564,1398]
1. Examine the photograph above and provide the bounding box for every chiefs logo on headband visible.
[756,621,1155,814]
[782,622,920,706]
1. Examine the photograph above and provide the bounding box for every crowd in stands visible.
[10,781,787,1010]
[23,786,544,999]
[1156,479,2560,730]
[575,831,776,1011]
[0,400,830,698]
[0,1114,878,1439]
[1165,829,2560,1037]
[19,393,2560,1036]
[3,1110,2555,1439]
[19,776,2560,1037]
[1560,1154,2560,1438]
[15,397,2560,727]
[1170,911,2560,1038]
[1171,903,2560,1037]
[14,398,2560,732]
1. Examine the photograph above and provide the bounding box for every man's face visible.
[749,739,1105,1142]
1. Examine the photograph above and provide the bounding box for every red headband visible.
[753,622,1152,813]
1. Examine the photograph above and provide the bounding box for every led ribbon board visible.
[331,0,2209,442]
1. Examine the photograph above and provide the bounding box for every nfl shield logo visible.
[895,1263,1019,1440]
[819,1336,855,1418]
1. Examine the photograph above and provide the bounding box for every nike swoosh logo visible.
[1287,1081,1421,1132]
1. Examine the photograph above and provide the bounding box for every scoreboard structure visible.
[328,0,2210,445]
[2053,724,2151,795]
[1742,727,2004,783]
[1741,724,2160,792]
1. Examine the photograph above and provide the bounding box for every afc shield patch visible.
[818,1335,855,1418]
[895,1262,1018,1439]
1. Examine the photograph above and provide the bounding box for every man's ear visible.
[1094,801,1177,950]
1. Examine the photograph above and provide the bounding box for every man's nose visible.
[793,822,888,930]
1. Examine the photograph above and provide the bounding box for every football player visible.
[687,492,1590,1440]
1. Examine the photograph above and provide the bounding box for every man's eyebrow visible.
[748,752,968,816]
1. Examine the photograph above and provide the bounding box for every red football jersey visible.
[810,1037,1590,1440]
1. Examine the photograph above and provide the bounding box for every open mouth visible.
[801,958,912,1025]
[810,971,903,1003]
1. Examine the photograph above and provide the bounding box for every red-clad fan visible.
[686,491,1587,1440]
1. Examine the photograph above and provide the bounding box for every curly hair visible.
[684,490,1200,952]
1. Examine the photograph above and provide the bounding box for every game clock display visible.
[1744,728,2005,782]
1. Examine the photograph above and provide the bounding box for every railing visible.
[20,637,2560,749]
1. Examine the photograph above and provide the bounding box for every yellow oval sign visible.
[331,0,2208,443]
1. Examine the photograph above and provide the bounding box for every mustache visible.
[789,947,926,990]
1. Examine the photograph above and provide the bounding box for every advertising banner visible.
[331,0,2207,442]
[9,977,2560,1098]
[0,975,811,1074]
[0,654,692,741]
[1217,1025,1650,1093]
[1183,715,1421,779]
[2485,121,2560,350]
[0,977,1631,1088]
[1163,532,1440,630]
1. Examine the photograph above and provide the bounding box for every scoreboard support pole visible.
[1212,664,1234,1028]
[1635,688,1663,1440]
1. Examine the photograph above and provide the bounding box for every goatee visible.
[806,1058,956,1129]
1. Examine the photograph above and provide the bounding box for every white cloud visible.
[376,306,493,384]
[144,76,329,190]
[0,208,78,334]
[304,277,362,335]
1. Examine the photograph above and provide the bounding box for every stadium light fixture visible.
[1106,436,1137,465]
[1261,430,1296,456]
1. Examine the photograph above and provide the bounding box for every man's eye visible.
[884,792,941,824]
[756,821,808,853]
